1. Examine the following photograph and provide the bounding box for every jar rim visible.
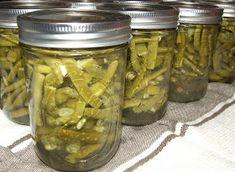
[18,9,131,48]
[0,1,71,28]
[96,3,179,29]
[159,1,223,24]
[202,1,235,18]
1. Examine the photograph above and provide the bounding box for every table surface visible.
[0,82,235,172]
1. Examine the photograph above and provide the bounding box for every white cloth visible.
[127,98,235,172]
[0,86,235,172]
[0,110,30,152]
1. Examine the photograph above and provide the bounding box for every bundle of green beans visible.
[123,29,176,125]
[209,18,235,82]
[0,28,28,124]
[24,45,126,169]
[169,24,219,102]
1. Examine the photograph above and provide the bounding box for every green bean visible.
[43,86,58,117]
[32,72,45,127]
[130,39,142,73]
[199,27,209,67]
[0,34,18,46]
[77,58,105,79]
[84,106,119,121]
[9,107,28,118]
[145,34,159,70]
[55,87,78,105]
[55,128,107,143]
[10,89,27,110]
[3,78,25,93]
[194,25,202,51]
[3,86,24,109]
[35,64,52,74]
[55,101,86,126]
[6,47,21,63]
[63,58,102,108]
[6,60,21,82]
[90,60,118,96]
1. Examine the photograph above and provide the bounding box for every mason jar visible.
[160,2,223,102]
[206,2,235,83]
[0,1,70,125]
[98,4,178,126]
[18,10,131,171]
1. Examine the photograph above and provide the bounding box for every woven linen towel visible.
[0,82,235,172]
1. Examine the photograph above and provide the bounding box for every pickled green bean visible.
[63,58,102,108]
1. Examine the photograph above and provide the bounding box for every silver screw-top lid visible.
[200,0,235,18]
[17,10,131,48]
[0,1,71,28]
[97,4,179,29]
[159,1,223,24]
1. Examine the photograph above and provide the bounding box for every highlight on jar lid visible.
[200,0,235,18]
[159,1,223,24]
[17,10,131,48]
[113,0,161,5]
[0,1,71,28]
[97,4,179,29]
[66,0,102,9]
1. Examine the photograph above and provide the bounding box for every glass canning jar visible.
[18,10,131,171]
[160,2,223,102]
[206,2,235,83]
[98,4,178,125]
[0,1,70,125]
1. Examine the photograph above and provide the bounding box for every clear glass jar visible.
[18,10,131,171]
[160,2,223,102]
[97,4,178,125]
[208,2,235,83]
[0,28,28,124]
[0,1,71,125]
[124,29,176,125]
[169,24,220,102]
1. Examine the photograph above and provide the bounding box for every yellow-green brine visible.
[18,10,131,171]
[160,2,223,102]
[0,1,70,125]
[98,4,179,125]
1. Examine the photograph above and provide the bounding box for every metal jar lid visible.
[159,1,223,24]
[97,4,179,29]
[200,0,235,18]
[0,1,71,28]
[17,10,131,48]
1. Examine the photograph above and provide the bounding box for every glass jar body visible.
[22,44,127,171]
[209,17,235,83]
[169,24,220,103]
[123,29,176,126]
[0,28,28,125]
